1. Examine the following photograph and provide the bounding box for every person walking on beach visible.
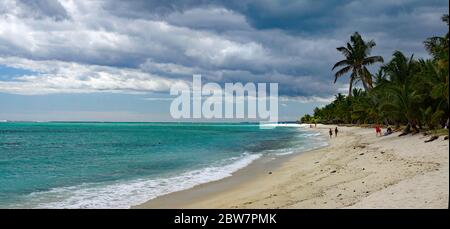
[329,128,333,138]
[335,127,338,137]
[375,124,382,137]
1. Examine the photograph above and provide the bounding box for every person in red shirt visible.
[375,125,382,137]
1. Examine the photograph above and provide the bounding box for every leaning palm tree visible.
[332,32,384,97]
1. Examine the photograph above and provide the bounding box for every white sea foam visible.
[276,128,328,156]
[273,151,295,156]
[301,132,322,137]
[271,140,328,156]
[16,153,261,209]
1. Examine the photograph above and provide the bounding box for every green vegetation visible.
[332,32,384,95]
[301,14,449,134]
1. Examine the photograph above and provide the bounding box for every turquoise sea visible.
[0,122,327,208]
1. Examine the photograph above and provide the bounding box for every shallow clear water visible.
[0,122,326,208]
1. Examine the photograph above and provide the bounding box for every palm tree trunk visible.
[357,68,370,92]
[399,123,411,136]
[359,67,374,92]
[361,79,370,91]
[411,120,419,133]
[364,68,374,90]
[348,77,354,97]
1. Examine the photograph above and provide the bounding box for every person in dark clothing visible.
[329,128,333,138]
[335,127,338,137]
[384,127,393,136]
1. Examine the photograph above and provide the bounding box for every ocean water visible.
[0,122,327,208]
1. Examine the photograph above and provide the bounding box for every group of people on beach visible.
[329,127,338,138]
[328,125,394,139]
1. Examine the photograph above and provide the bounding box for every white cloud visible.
[0,0,341,98]
[0,57,182,95]
[0,0,447,99]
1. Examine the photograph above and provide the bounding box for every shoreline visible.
[134,125,449,209]
[132,126,328,209]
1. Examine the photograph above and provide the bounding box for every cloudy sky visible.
[0,0,448,121]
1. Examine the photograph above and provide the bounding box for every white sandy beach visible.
[134,125,449,209]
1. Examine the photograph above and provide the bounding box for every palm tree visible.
[416,59,448,129]
[333,93,351,123]
[332,32,384,97]
[417,59,448,105]
[424,14,449,70]
[314,14,448,129]
[380,51,421,133]
[424,14,449,129]
[373,68,388,87]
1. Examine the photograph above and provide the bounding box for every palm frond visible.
[336,47,351,58]
[332,59,350,70]
[334,66,352,83]
[363,56,384,65]
[366,40,376,48]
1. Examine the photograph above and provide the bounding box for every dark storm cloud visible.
[103,0,447,33]
[17,0,69,20]
[0,0,448,99]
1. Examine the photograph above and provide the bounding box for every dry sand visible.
[134,125,449,209]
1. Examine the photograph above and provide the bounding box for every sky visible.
[0,0,448,122]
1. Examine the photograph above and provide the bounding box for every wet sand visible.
[134,125,449,209]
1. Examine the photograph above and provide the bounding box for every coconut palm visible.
[417,59,448,105]
[424,15,448,127]
[424,14,449,70]
[332,32,384,97]
[415,59,448,128]
[303,14,449,130]
[379,51,421,132]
